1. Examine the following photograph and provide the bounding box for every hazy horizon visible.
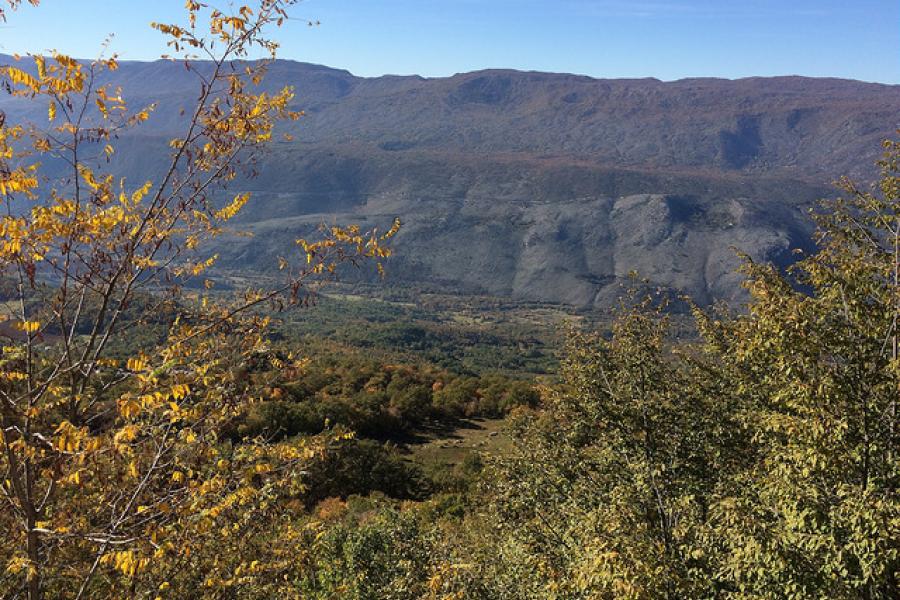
[1,0,897,84]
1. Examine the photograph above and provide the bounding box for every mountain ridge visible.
[2,56,898,306]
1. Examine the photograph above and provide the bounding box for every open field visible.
[404,418,513,471]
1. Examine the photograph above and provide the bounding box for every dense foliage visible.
[235,353,539,441]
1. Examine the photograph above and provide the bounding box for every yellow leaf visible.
[15,320,40,334]
[4,66,40,92]
[127,357,147,372]
[214,193,250,221]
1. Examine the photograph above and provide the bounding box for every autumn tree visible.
[474,292,741,599]
[698,142,900,599]
[0,1,397,598]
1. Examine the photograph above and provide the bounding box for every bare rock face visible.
[3,56,896,306]
[383,191,810,308]
[208,149,820,308]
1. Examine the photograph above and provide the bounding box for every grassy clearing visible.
[404,418,513,471]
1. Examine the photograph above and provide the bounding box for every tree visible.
[699,142,900,599]
[0,1,398,597]
[480,291,745,599]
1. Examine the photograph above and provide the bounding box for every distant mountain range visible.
[3,56,899,306]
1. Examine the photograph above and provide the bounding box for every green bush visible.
[302,440,430,507]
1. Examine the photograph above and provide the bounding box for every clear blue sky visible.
[1,0,897,83]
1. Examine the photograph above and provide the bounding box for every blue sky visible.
[1,0,897,83]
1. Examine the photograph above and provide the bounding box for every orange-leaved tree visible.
[0,1,398,598]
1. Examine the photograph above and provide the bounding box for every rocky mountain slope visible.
[3,56,898,306]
